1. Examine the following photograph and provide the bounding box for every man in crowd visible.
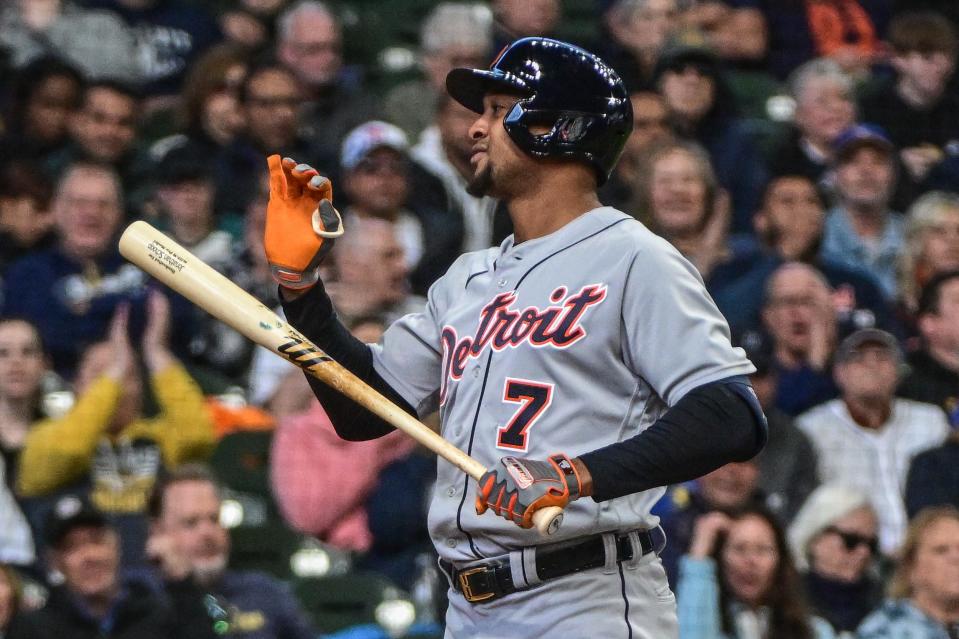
[276,0,379,157]
[340,120,462,294]
[797,329,950,554]
[760,262,840,415]
[147,464,315,639]
[7,496,213,638]
[821,125,905,300]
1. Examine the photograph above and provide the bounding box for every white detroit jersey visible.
[371,207,754,562]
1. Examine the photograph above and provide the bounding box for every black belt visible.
[441,529,661,604]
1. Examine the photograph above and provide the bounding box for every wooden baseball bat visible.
[118,221,564,536]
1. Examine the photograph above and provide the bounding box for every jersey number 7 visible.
[497,378,554,452]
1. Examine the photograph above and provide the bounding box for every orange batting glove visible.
[264,155,344,290]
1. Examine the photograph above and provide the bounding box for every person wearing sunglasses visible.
[788,483,883,637]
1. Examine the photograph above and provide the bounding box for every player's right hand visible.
[265,155,343,290]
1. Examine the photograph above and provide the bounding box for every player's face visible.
[808,506,877,583]
[909,516,959,603]
[466,92,530,199]
[721,515,779,607]
[757,177,824,260]
[157,480,230,584]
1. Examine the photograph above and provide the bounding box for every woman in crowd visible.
[788,484,884,637]
[897,191,959,333]
[638,139,732,281]
[678,506,835,639]
[857,507,959,639]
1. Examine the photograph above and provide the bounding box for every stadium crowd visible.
[0,0,958,637]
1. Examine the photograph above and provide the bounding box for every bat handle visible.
[533,506,564,536]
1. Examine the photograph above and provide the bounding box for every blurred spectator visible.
[0,319,50,487]
[740,331,820,523]
[901,271,959,518]
[217,0,285,51]
[83,0,223,99]
[599,0,682,90]
[710,174,894,336]
[44,80,151,206]
[658,459,766,586]
[760,262,840,415]
[860,11,959,187]
[325,216,425,325]
[725,0,891,80]
[16,296,214,566]
[821,125,905,300]
[385,2,493,142]
[796,328,950,554]
[0,563,23,635]
[162,43,249,160]
[654,42,769,233]
[601,90,674,211]
[899,269,959,419]
[271,398,416,552]
[147,464,315,639]
[221,62,315,215]
[0,0,137,82]
[787,484,883,635]
[0,163,145,378]
[7,495,214,639]
[491,0,562,51]
[638,140,732,280]
[0,56,83,161]
[340,121,462,295]
[152,143,250,390]
[857,506,959,639]
[769,58,856,187]
[897,192,959,324]
[0,160,56,271]
[277,1,380,157]
[412,93,495,252]
[677,507,835,639]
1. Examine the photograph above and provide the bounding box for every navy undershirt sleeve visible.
[281,283,416,441]
[579,377,768,502]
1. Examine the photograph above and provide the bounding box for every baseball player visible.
[264,38,767,639]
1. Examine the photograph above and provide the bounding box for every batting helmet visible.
[446,37,632,185]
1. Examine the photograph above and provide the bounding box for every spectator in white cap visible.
[788,483,883,635]
[340,120,463,295]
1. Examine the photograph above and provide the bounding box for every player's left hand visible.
[475,454,583,529]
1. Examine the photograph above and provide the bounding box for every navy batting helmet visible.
[446,37,632,185]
